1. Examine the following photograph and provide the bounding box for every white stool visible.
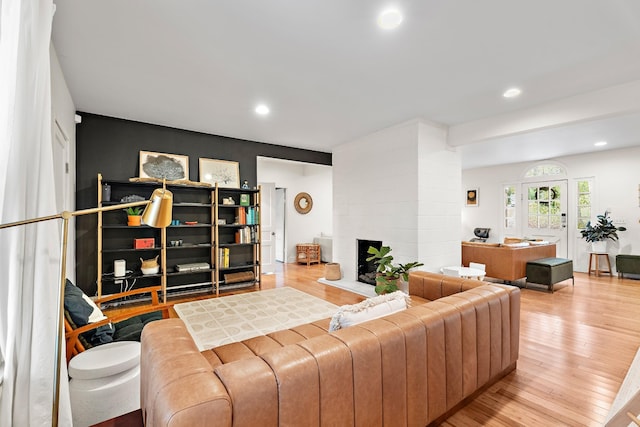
[68,341,141,427]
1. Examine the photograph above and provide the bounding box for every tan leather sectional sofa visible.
[140,271,520,426]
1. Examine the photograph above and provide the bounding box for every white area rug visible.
[173,287,339,350]
[318,277,377,298]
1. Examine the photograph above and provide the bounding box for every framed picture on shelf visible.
[466,188,479,207]
[139,151,189,180]
[199,158,240,188]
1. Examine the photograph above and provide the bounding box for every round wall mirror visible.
[294,192,313,214]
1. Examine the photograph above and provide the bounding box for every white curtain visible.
[0,0,73,425]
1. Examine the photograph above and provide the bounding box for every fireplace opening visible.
[357,239,382,285]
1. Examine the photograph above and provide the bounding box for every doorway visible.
[521,179,568,258]
[256,156,333,267]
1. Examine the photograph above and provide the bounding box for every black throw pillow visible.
[63,279,93,326]
[64,279,114,345]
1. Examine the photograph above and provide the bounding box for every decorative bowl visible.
[141,265,159,275]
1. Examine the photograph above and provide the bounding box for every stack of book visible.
[246,207,257,225]
[236,207,246,225]
[235,226,253,244]
[235,207,258,225]
[236,206,258,225]
[218,248,230,268]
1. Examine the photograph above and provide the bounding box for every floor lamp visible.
[0,183,172,426]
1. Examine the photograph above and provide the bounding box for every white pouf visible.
[68,341,141,427]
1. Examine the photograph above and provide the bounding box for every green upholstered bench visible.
[616,255,640,278]
[526,257,574,292]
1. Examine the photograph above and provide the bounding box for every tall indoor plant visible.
[366,245,424,295]
[580,212,626,252]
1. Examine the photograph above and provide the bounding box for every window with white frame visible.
[576,179,593,229]
[504,185,516,229]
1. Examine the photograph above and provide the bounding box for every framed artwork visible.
[466,188,479,207]
[139,151,189,180]
[199,158,240,188]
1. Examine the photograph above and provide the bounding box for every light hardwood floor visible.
[112,263,640,426]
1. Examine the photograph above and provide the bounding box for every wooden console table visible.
[461,242,556,282]
[296,243,321,266]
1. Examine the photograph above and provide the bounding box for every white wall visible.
[333,119,461,281]
[417,121,462,269]
[257,157,332,263]
[50,44,77,280]
[462,146,640,272]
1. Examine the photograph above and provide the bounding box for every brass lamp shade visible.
[142,187,173,228]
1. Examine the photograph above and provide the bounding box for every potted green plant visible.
[366,245,424,295]
[580,212,626,252]
[125,206,143,226]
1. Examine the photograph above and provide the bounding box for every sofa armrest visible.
[140,319,232,427]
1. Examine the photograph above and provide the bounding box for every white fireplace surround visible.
[332,119,462,280]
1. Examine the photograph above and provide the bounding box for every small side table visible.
[68,341,141,426]
[296,243,321,266]
[588,252,612,276]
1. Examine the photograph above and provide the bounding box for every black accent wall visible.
[75,113,332,294]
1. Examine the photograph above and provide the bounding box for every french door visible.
[521,180,568,258]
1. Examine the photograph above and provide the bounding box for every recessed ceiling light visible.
[377,8,403,30]
[255,104,270,116]
[594,141,607,147]
[503,88,522,98]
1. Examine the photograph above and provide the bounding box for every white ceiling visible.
[51,1,640,169]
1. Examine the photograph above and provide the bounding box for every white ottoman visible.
[68,341,141,427]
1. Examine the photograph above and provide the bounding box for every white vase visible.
[591,241,607,253]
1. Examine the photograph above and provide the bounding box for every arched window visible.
[524,164,566,178]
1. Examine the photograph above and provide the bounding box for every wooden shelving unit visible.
[97,174,211,303]
[97,174,261,303]
[214,185,261,294]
